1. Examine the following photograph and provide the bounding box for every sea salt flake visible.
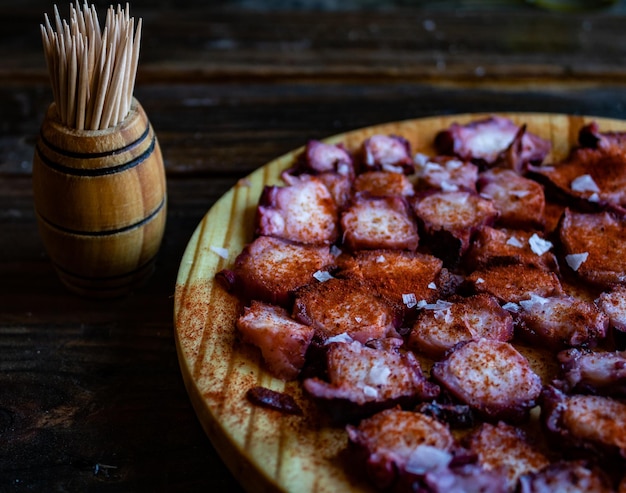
[330,245,343,257]
[402,293,418,308]
[313,270,333,282]
[414,153,430,167]
[509,189,530,198]
[571,174,600,193]
[445,159,463,170]
[368,363,391,386]
[424,162,444,173]
[529,233,553,255]
[210,246,229,259]
[565,252,589,272]
[502,302,520,313]
[475,277,485,284]
[362,385,379,398]
[434,308,453,323]
[376,255,387,263]
[519,294,549,310]
[440,181,459,192]
[424,300,454,311]
[325,333,354,345]
[506,236,524,248]
[428,282,437,289]
[406,445,452,475]
[588,192,600,203]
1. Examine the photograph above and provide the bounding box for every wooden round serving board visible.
[174,113,626,493]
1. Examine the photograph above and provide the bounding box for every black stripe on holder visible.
[36,126,155,177]
[37,197,166,237]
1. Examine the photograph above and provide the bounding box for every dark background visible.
[2,1,626,491]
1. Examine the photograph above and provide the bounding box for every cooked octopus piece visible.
[515,294,608,350]
[219,235,334,306]
[236,301,315,380]
[477,168,546,230]
[336,250,444,317]
[559,209,626,289]
[256,174,338,245]
[303,339,439,408]
[434,116,550,169]
[465,421,550,491]
[465,226,558,272]
[346,408,456,490]
[347,408,508,493]
[579,121,626,153]
[414,154,479,192]
[408,294,514,358]
[311,171,353,209]
[596,286,626,333]
[298,139,355,176]
[556,348,626,396]
[517,460,614,493]
[292,277,398,344]
[246,386,303,415]
[353,171,415,197]
[340,195,419,251]
[530,145,626,209]
[412,190,498,263]
[542,385,626,458]
[431,339,542,422]
[466,264,563,304]
[361,134,414,174]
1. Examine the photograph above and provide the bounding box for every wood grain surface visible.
[173,112,626,493]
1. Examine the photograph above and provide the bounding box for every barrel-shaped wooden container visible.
[33,98,167,298]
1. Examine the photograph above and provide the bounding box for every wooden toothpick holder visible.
[33,98,167,298]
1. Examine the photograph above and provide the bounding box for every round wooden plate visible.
[173,113,626,493]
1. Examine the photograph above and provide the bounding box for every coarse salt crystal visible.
[475,277,485,284]
[588,193,600,203]
[402,293,417,308]
[406,445,452,475]
[440,181,459,192]
[313,270,333,282]
[414,153,430,167]
[325,333,354,345]
[376,255,386,263]
[509,189,530,198]
[565,252,589,272]
[434,308,453,323]
[210,246,229,259]
[502,302,520,313]
[362,385,379,398]
[506,236,524,248]
[330,245,343,257]
[445,159,463,170]
[428,282,437,289]
[571,174,600,193]
[529,233,553,255]
[519,294,549,310]
[355,316,363,323]
[424,162,444,173]
[423,300,454,310]
[369,363,391,386]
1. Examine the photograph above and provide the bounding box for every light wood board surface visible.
[173,113,626,493]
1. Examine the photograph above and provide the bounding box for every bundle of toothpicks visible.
[40,2,142,130]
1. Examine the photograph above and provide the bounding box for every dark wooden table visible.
[2,1,626,491]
